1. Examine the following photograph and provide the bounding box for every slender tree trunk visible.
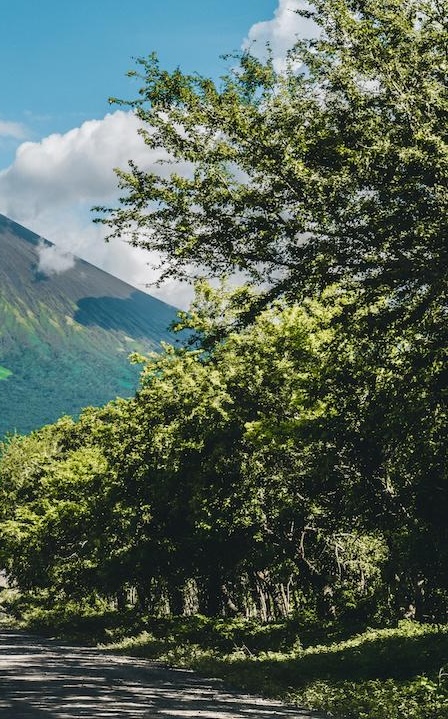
[116,588,126,612]
[169,585,184,616]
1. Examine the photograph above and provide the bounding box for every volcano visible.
[0,214,178,438]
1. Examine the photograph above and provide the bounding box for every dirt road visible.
[0,630,325,718]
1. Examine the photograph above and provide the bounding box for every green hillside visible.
[0,214,178,438]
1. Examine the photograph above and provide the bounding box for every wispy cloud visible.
[37,241,75,276]
[0,120,27,139]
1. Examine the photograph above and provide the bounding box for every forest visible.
[0,1,447,717]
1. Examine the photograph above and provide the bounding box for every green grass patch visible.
[0,365,12,381]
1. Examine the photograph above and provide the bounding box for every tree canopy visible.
[97,0,447,324]
[1,283,446,620]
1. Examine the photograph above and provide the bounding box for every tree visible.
[95,0,447,619]
[96,0,447,325]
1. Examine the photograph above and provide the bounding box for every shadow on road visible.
[0,630,324,718]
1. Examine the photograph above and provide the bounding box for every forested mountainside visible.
[0,214,178,437]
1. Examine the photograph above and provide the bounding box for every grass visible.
[0,365,12,381]
[99,621,448,719]
[3,594,448,719]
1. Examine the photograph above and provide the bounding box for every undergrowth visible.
[99,621,448,718]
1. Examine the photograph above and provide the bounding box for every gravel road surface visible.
[0,630,326,718]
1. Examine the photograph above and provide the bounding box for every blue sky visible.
[0,0,279,167]
[0,0,311,307]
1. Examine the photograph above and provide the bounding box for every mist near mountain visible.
[0,214,179,438]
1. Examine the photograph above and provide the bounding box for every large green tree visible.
[97,0,447,324]
[95,0,447,618]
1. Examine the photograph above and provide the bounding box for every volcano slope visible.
[0,214,178,438]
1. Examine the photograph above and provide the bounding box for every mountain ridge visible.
[0,214,179,438]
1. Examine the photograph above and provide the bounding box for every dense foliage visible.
[1,282,447,623]
[4,599,448,719]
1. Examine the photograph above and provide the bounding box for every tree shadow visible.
[74,292,177,340]
[0,631,325,718]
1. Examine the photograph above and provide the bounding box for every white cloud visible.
[0,120,27,139]
[0,111,193,308]
[0,111,165,213]
[243,0,317,72]
[37,241,75,275]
